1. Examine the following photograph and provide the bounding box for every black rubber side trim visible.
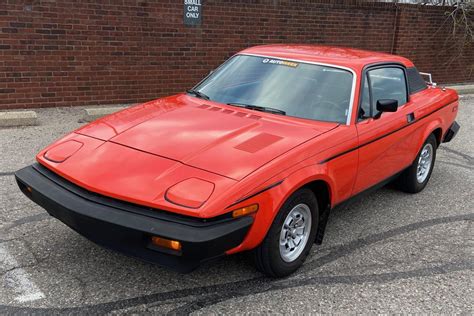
[226,180,284,209]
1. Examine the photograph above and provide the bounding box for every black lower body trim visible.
[15,164,253,273]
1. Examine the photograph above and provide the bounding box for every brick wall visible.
[0,0,472,109]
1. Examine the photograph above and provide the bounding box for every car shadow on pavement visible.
[1,209,472,315]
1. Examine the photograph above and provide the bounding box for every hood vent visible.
[197,104,261,120]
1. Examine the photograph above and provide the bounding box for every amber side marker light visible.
[151,236,182,251]
[232,204,259,218]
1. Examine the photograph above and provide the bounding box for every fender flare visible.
[266,164,336,246]
[419,119,443,153]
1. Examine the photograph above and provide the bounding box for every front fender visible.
[226,163,336,254]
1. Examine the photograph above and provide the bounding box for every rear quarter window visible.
[406,67,427,94]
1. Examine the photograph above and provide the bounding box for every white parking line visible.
[0,244,45,303]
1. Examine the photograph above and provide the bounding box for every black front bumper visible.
[15,164,253,272]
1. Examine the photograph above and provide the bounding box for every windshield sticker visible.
[262,58,299,68]
[322,68,347,73]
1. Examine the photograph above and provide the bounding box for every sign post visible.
[184,0,202,26]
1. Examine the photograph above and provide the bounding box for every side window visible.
[368,67,407,110]
[359,74,371,119]
[406,67,427,94]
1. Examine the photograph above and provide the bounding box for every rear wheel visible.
[397,134,437,193]
[254,188,318,277]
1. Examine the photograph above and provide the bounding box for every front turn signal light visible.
[151,236,182,251]
[232,204,259,218]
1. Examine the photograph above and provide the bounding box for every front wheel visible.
[397,133,437,193]
[253,188,318,277]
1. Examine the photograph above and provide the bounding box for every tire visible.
[253,188,319,277]
[397,133,437,193]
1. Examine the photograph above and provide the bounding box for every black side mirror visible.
[374,99,398,119]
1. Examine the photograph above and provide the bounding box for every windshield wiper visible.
[186,89,210,100]
[227,103,286,115]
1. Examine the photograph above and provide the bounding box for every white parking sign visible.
[184,0,202,26]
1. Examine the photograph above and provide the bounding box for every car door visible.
[353,65,416,195]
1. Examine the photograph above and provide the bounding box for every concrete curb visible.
[446,84,474,95]
[0,111,38,127]
[82,107,127,122]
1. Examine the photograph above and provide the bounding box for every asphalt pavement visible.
[0,97,473,314]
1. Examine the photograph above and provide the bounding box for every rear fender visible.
[419,118,443,156]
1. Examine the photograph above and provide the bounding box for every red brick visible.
[0,0,472,109]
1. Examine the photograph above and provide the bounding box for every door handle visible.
[407,112,415,123]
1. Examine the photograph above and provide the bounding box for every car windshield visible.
[193,55,354,123]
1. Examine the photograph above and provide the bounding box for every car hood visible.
[76,94,338,180]
[36,133,239,217]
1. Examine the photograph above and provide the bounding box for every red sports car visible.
[16,45,460,277]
